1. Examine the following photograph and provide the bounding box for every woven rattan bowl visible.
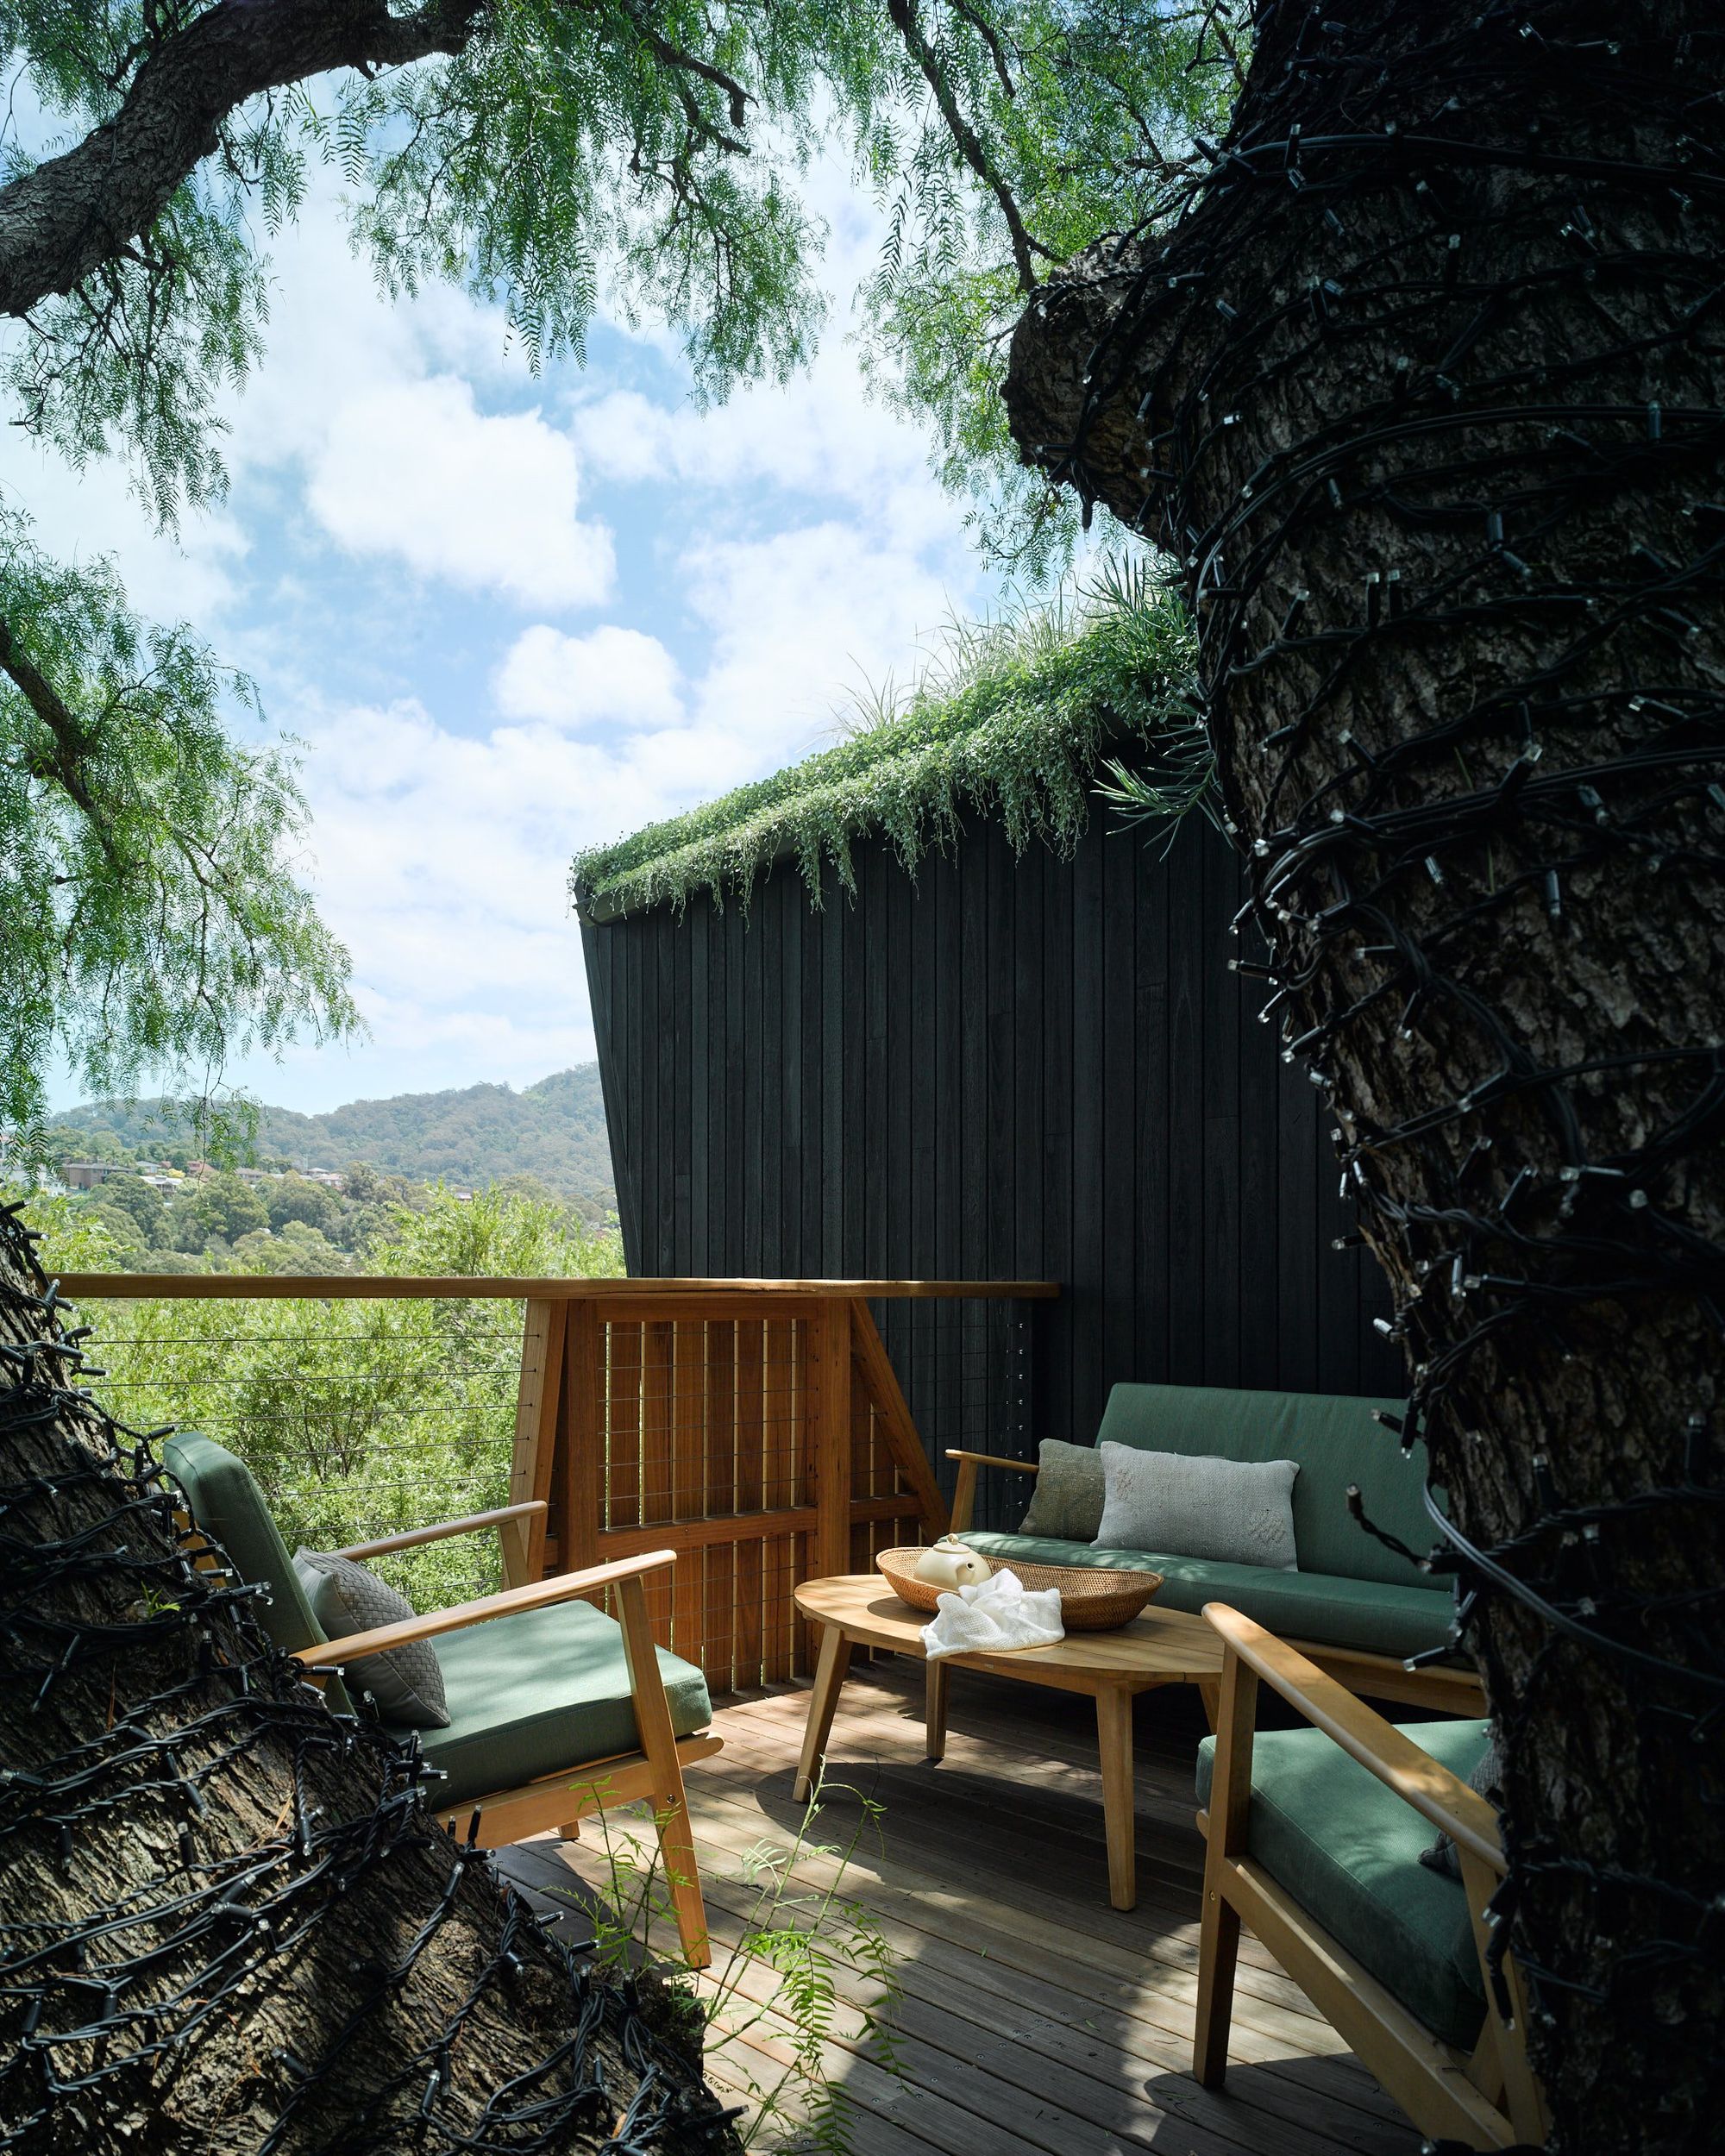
[875,1546,1163,1632]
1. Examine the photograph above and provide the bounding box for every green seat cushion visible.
[418,1600,713,1809]
[1095,1383,1433,1589]
[959,1531,1455,1660]
[1195,1718,1489,2049]
[162,1431,326,1656]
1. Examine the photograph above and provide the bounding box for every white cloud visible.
[495,624,683,730]
[306,376,614,609]
[681,521,962,754]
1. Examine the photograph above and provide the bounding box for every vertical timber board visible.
[561,1297,602,1576]
[639,1316,675,1643]
[1202,814,1243,1386]
[703,1319,737,1692]
[506,1297,566,1585]
[809,1301,852,1584]
[1101,817,1138,1424]
[735,1319,765,1687]
[1070,811,1107,1450]
[690,900,709,1270]
[822,862,845,1276]
[671,1319,707,1662]
[1167,817,1207,1385]
[1135,830,1172,1392]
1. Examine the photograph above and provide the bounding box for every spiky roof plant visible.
[570,561,1202,924]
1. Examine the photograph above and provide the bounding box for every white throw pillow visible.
[1094,1445,1301,1571]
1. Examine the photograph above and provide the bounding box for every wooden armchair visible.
[163,1431,720,1967]
[1195,1603,1546,2149]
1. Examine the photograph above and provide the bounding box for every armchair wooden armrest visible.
[1202,1601,1502,1869]
[944,1447,1038,1534]
[293,1547,677,1670]
[1195,1602,1540,2147]
[333,1498,547,1563]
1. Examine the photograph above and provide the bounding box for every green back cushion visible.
[1095,1383,1431,1589]
[1196,1717,1489,2050]
[161,1431,326,1656]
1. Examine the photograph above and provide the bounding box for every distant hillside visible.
[54,1067,616,1198]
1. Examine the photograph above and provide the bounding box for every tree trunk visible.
[0,1205,735,2154]
[1004,3,1724,2148]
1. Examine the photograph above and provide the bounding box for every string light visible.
[1012,0,1725,2106]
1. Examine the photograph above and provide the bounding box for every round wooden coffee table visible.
[793,1573,1226,1910]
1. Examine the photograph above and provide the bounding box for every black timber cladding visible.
[580,811,1402,1510]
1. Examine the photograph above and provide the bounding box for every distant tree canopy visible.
[0,2,1241,1147]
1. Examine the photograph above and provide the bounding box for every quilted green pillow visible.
[1018,1439,1106,1540]
[292,1548,450,1728]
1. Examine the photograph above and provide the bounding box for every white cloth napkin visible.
[920,1567,1064,1662]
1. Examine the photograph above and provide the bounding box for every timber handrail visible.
[55,1273,1060,1300]
[294,1548,680,1669]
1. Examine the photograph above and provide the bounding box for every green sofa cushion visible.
[162,1431,326,1656]
[1095,1382,1433,1589]
[958,1531,1454,1660]
[418,1600,713,1809]
[1195,1717,1489,2049]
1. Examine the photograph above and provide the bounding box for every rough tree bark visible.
[0,1205,736,2155]
[1005,3,1724,2148]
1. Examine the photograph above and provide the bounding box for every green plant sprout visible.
[562,1771,904,2156]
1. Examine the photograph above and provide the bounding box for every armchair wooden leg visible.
[558,1819,581,1841]
[1194,1871,1242,2087]
[1194,1641,1259,2090]
[616,1576,712,1970]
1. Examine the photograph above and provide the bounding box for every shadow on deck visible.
[494,1659,1420,2156]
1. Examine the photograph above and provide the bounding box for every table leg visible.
[793,1624,852,1802]
[924,1658,949,1764]
[1095,1686,1138,1911]
[1196,1677,1220,1732]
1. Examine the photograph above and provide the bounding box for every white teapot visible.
[913,1537,993,1592]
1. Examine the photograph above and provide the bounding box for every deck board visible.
[494,1661,1421,2156]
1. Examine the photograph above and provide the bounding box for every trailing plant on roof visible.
[571,559,1201,920]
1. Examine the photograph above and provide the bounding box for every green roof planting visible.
[571,567,1201,923]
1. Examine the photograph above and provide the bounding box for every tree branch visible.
[0,0,486,321]
[887,0,1040,293]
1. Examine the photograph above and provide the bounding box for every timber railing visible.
[57,1275,1056,1689]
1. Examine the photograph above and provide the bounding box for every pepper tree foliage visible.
[0,0,1239,1145]
[572,559,1201,919]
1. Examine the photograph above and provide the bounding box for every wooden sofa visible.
[1194,1604,1546,2148]
[950,1379,1482,1710]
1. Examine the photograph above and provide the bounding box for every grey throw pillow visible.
[292,1548,450,1728]
[1094,1444,1301,1571]
[1421,1729,1505,1880]
[1018,1439,1107,1540]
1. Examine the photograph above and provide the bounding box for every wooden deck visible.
[495,1660,1421,2156]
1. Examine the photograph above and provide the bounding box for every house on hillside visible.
[573,580,1399,1515]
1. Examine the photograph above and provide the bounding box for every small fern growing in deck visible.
[569,1774,904,2155]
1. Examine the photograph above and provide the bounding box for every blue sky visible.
[16,153,998,1116]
